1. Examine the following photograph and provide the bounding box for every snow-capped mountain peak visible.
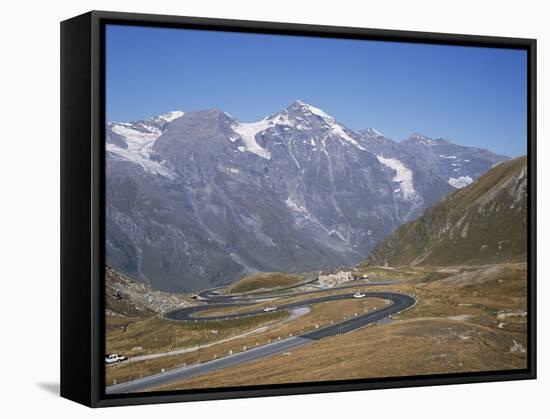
[279,100,366,151]
[410,132,431,142]
[230,100,367,153]
[408,133,450,146]
[290,100,335,121]
[362,128,384,138]
[271,100,337,126]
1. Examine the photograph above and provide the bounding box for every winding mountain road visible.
[106,282,416,394]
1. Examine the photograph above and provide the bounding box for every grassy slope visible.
[106,311,289,385]
[365,157,527,267]
[227,272,304,294]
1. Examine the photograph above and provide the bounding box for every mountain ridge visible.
[106,100,509,292]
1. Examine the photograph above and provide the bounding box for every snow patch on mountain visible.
[231,121,272,159]
[107,123,176,179]
[448,176,473,189]
[330,123,366,151]
[268,112,293,127]
[111,123,162,148]
[285,196,310,217]
[107,147,176,179]
[158,111,185,122]
[377,155,417,200]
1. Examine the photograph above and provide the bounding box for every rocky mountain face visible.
[105,266,191,317]
[106,100,508,292]
[364,156,527,267]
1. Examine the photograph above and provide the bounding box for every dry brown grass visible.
[156,315,526,391]
[147,263,527,391]
[106,310,287,357]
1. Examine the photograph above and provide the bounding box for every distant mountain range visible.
[364,156,527,267]
[106,100,508,292]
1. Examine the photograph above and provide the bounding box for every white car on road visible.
[263,306,279,313]
[105,353,126,364]
[353,292,366,299]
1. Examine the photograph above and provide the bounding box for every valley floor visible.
[105,262,527,391]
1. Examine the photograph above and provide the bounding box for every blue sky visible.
[106,24,527,156]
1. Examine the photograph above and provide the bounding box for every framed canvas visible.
[60,10,536,407]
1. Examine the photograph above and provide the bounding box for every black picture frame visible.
[60,10,537,408]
